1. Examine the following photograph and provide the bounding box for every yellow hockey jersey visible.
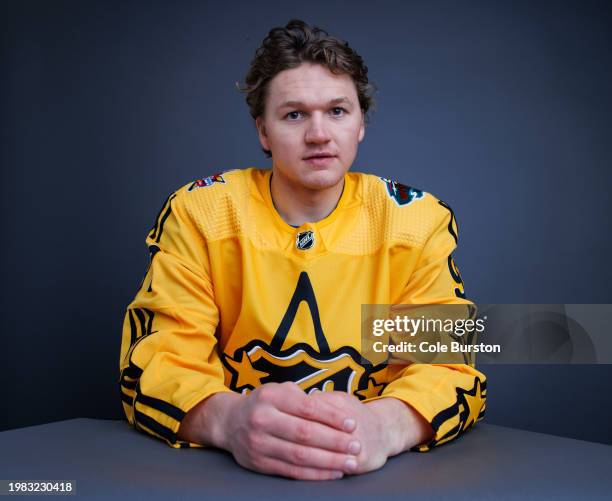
[119,167,486,452]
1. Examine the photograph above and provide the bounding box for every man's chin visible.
[300,169,346,191]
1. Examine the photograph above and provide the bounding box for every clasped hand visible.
[222,382,395,480]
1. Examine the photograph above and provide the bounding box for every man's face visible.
[256,63,365,191]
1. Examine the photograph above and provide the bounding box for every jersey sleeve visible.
[118,188,232,448]
[365,199,487,451]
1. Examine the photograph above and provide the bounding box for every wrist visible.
[366,398,406,456]
[366,397,433,456]
[210,392,244,450]
[178,391,242,449]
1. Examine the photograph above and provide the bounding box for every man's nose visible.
[305,113,331,144]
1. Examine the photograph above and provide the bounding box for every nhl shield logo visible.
[296,230,315,250]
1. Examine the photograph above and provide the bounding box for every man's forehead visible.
[267,63,358,107]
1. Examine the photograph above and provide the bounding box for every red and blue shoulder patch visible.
[187,173,226,192]
[379,177,424,206]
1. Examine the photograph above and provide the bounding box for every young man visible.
[119,20,486,480]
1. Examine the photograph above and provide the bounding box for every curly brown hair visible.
[240,19,375,156]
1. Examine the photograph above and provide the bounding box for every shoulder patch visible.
[187,172,227,192]
[379,177,424,207]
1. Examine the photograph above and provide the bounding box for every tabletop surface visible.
[1,418,611,500]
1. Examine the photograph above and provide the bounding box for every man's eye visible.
[330,107,347,117]
[286,111,304,120]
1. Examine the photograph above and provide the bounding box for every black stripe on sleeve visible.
[133,413,173,444]
[145,246,161,292]
[436,422,462,443]
[120,389,134,405]
[121,361,144,381]
[128,310,137,347]
[124,330,151,366]
[120,310,158,396]
[119,361,144,397]
[427,378,487,448]
[134,308,147,339]
[134,409,178,444]
[437,200,458,243]
[144,308,154,336]
[124,309,156,363]
[154,194,177,244]
[149,193,176,241]
[430,401,460,433]
[120,376,137,390]
[135,385,186,422]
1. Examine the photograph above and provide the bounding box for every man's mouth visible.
[303,153,336,160]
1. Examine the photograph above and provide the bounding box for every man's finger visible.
[254,454,346,481]
[311,390,358,407]
[267,410,361,454]
[271,383,356,432]
[255,433,358,474]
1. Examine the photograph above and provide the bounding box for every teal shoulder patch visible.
[379,177,424,206]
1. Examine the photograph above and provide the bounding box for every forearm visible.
[178,391,243,449]
[366,397,434,456]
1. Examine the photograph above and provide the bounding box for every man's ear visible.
[358,113,365,142]
[256,116,271,151]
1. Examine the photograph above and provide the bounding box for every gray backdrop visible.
[2,0,611,444]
